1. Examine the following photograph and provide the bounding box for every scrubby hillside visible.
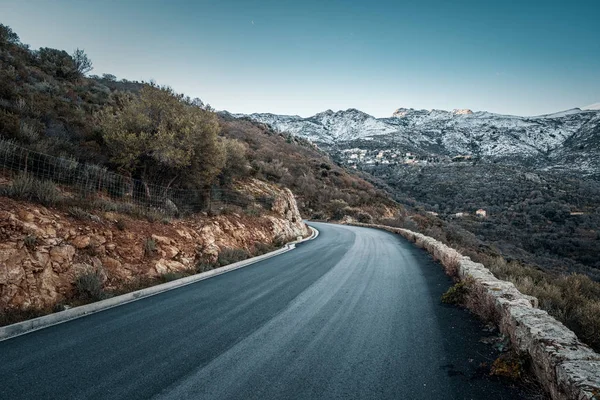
[0,23,396,222]
[219,114,397,221]
[367,163,600,279]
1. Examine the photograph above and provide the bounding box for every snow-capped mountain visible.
[234,109,398,143]
[233,106,600,176]
[583,103,600,111]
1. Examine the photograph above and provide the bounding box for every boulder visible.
[71,236,91,249]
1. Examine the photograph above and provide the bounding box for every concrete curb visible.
[346,222,600,400]
[0,225,319,342]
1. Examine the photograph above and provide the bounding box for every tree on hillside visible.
[0,24,20,46]
[37,48,78,80]
[219,138,249,184]
[97,84,226,189]
[72,48,93,75]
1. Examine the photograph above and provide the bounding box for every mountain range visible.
[229,106,600,177]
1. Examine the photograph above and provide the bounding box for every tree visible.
[219,138,249,184]
[97,84,225,189]
[102,73,117,81]
[0,24,20,47]
[37,48,77,80]
[72,48,93,75]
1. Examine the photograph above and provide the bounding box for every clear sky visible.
[1,0,599,117]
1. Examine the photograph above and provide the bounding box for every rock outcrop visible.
[0,182,308,312]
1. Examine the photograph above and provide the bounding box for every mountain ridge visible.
[229,106,600,176]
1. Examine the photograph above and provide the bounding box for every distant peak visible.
[452,108,473,115]
[582,103,600,111]
[392,107,474,117]
[536,108,584,118]
[392,107,415,117]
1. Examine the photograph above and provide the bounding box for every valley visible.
[236,107,600,281]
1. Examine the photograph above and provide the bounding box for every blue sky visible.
[1,0,599,117]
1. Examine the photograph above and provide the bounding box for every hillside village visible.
[338,148,473,167]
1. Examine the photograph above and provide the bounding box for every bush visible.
[97,84,225,189]
[68,206,91,220]
[220,138,249,183]
[0,307,47,327]
[143,238,156,257]
[490,352,525,380]
[24,234,37,250]
[159,271,191,282]
[328,199,349,220]
[254,242,275,255]
[217,247,249,266]
[357,211,373,223]
[195,260,216,273]
[253,160,288,182]
[115,218,127,231]
[37,47,79,80]
[441,279,472,305]
[6,173,61,206]
[74,269,105,301]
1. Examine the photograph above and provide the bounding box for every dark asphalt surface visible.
[0,222,527,399]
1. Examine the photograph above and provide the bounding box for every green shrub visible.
[217,247,249,266]
[328,199,349,220]
[7,173,61,206]
[24,234,37,250]
[159,271,191,282]
[115,218,127,231]
[74,269,105,301]
[0,307,47,327]
[195,260,216,273]
[441,279,472,305]
[490,352,526,380]
[254,242,275,255]
[91,199,119,212]
[357,211,373,224]
[143,238,156,257]
[68,206,91,220]
[256,195,275,209]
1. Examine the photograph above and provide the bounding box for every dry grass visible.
[463,251,600,352]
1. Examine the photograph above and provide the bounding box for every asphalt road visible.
[0,222,526,399]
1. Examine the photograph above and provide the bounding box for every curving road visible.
[0,222,525,399]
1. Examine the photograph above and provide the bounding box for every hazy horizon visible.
[1,0,599,118]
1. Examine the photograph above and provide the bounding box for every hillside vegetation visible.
[368,163,600,279]
[0,23,394,221]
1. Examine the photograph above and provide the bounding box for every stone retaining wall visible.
[350,222,600,400]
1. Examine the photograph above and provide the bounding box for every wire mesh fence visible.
[0,138,274,216]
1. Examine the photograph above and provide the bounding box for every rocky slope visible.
[0,179,307,313]
[232,107,600,176]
